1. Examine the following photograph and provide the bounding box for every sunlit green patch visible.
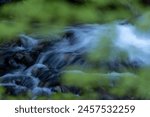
[50,93,80,100]
[110,74,137,97]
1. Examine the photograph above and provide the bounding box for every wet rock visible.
[24,63,60,87]
[63,30,78,45]
[0,74,39,89]
[0,0,11,4]
[7,85,28,95]
[38,69,60,87]
[32,87,52,99]
[0,83,28,95]
[19,34,38,49]
[25,64,49,76]
[51,85,80,95]
[14,51,35,66]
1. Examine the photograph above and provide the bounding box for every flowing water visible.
[0,23,150,99]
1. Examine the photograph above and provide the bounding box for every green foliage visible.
[0,0,145,40]
[135,11,150,31]
[0,87,5,99]
[62,71,109,89]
